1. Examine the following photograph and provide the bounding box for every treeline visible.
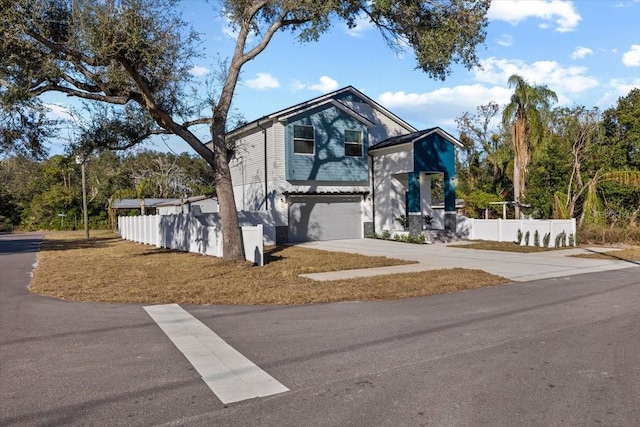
[0,150,215,231]
[455,86,640,241]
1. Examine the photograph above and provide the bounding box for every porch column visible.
[408,171,422,235]
[444,172,456,232]
[420,173,433,227]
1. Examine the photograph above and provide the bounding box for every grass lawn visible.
[570,246,640,262]
[30,231,509,305]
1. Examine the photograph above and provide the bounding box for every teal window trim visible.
[293,124,315,155]
[344,129,363,157]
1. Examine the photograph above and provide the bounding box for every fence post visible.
[497,218,502,242]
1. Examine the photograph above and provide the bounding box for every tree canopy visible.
[1,0,490,260]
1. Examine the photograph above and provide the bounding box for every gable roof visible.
[110,198,179,209]
[225,86,417,139]
[154,195,217,207]
[368,127,463,152]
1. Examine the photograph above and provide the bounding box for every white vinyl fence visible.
[461,217,576,248]
[118,213,265,265]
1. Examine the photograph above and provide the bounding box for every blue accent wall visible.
[407,133,457,212]
[285,104,369,182]
[408,172,421,212]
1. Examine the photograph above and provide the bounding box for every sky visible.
[45,0,640,155]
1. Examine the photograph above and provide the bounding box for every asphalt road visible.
[1,233,639,426]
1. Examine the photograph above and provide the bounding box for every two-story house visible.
[226,86,461,244]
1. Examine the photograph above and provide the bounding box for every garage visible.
[288,195,363,242]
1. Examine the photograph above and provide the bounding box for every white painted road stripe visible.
[144,304,288,404]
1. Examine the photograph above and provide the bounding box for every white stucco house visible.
[225,86,462,244]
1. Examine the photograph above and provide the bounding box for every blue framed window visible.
[293,125,314,155]
[344,130,363,157]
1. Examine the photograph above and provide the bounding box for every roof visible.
[225,85,417,139]
[110,198,179,209]
[154,195,217,207]
[432,199,466,209]
[283,190,369,196]
[369,127,463,152]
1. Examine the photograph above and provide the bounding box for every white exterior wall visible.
[230,129,266,211]
[268,122,288,226]
[372,144,414,232]
[420,173,433,219]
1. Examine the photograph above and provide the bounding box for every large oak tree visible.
[1,0,490,261]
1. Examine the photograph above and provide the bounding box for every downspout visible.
[257,119,269,210]
[368,151,375,234]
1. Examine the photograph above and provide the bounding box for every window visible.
[344,130,363,157]
[293,125,314,154]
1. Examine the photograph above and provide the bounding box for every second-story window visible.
[293,125,314,154]
[344,130,363,157]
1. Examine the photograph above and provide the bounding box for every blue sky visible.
[46,0,640,155]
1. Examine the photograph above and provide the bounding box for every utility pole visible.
[76,155,90,238]
[81,161,89,238]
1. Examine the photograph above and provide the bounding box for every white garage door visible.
[288,195,363,242]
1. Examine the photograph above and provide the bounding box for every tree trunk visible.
[512,124,521,219]
[211,117,244,262]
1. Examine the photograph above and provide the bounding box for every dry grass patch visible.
[571,246,640,262]
[449,241,571,253]
[31,231,508,305]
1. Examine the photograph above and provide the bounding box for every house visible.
[109,196,218,230]
[225,86,461,243]
[154,195,219,215]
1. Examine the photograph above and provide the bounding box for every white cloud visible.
[44,103,74,122]
[246,73,280,90]
[293,76,339,93]
[572,46,593,60]
[596,78,640,108]
[309,76,339,92]
[488,0,582,32]
[291,80,306,91]
[622,44,640,67]
[344,14,375,37]
[473,57,599,94]
[377,85,513,129]
[189,65,210,77]
[496,34,514,47]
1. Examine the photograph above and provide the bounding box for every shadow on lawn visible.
[264,245,288,264]
[41,236,120,252]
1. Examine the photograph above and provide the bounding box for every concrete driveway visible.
[297,239,639,282]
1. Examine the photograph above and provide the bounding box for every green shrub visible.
[543,232,551,248]
[516,229,523,245]
[381,229,391,240]
[524,231,530,246]
[534,230,540,247]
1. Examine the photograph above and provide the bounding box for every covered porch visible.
[369,127,461,236]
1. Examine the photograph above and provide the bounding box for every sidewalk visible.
[297,239,639,282]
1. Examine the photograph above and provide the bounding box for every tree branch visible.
[182,117,213,128]
[25,28,101,67]
[31,84,130,104]
[118,57,215,165]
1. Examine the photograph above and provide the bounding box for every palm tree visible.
[502,74,558,218]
